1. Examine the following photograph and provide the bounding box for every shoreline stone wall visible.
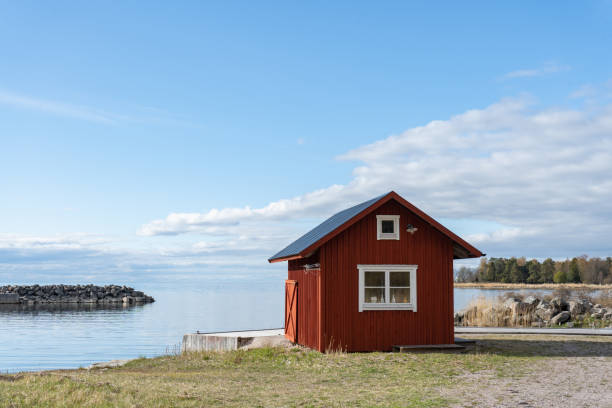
[0,285,154,305]
[455,295,611,328]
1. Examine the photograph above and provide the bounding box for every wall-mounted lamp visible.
[406,224,418,235]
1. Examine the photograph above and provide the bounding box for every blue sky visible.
[1,1,612,283]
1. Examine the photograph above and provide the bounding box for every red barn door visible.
[285,280,298,342]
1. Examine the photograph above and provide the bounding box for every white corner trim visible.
[376,215,400,240]
[357,264,418,312]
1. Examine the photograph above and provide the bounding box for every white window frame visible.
[376,215,400,240]
[358,264,417,312]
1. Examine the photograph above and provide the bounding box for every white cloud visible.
[0,91,119,123]
[0,90,200,127]
[140,95,612,260]
[570,84,598,99]
[503,62,570,79]
[466,227,530,244]
[138,185,359,236]
[569,79,612,103]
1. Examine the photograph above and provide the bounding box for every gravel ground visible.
[445,334,612,408]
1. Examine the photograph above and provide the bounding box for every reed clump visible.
[460,297,536,327]
[456,291,612,328]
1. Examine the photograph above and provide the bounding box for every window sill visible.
[377,234,399,240]
[361,303,416,311]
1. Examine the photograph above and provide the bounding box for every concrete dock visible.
[182,328,288,353]
[181,326,612,354]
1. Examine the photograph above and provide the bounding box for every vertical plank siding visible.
[284,280,298,342]
[319,199,454,352]
[287,255,321,350]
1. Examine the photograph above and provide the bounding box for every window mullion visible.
[385,270,390,304]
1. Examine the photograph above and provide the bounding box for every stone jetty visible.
[0,284,154,305]
[455,295,612,328]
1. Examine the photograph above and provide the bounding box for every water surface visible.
[0,280,283,373]
[0,281,607,373]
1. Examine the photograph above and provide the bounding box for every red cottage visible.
[269,191,484,352]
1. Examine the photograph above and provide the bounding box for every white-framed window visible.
[376,215,400,240]
[358,264,417,312]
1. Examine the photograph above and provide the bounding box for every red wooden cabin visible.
[269,191,483,352]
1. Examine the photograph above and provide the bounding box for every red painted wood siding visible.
[320,199,454,352]
[287,256,321,350]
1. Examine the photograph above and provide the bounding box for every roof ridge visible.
[268,191,483,262]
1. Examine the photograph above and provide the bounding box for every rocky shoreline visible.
[455,295,612,328]
[0,285,154,306]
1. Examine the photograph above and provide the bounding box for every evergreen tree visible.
[567,258,581,283]
[484,258,497,282]
[541,258,555,283]
[527,260,541,283]
[506,258,521,283]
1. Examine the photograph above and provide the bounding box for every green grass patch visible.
[1,335,610,408]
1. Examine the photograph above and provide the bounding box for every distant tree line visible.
[456,256,612,285]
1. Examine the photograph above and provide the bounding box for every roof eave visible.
[268,254,303,263]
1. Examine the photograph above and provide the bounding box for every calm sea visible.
[0,277,605,373]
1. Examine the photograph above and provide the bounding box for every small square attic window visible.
[376,215,400,240]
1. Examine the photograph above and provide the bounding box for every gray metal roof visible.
[268,193,388,262]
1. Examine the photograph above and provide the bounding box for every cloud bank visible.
[3,92,612,282]
[141,96,612,259]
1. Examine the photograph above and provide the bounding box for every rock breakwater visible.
[0,285,154,305]
[455,295,612,328]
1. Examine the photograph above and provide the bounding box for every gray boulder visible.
[550,297,568,312]
[536,302,556,321]
[550,311,570,326]
[504,297,533,318]
[568,300,586,317]
[523,296,539,306]
[454,312,464,325]
[537,300,550,309]
[122,296,133,304]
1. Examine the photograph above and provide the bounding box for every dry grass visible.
[460,297,536,327]
[459,289,612,328]
[1,336,611,407]
[455,282,612,290]
[591,291,612,308]
[0,342,542,408]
